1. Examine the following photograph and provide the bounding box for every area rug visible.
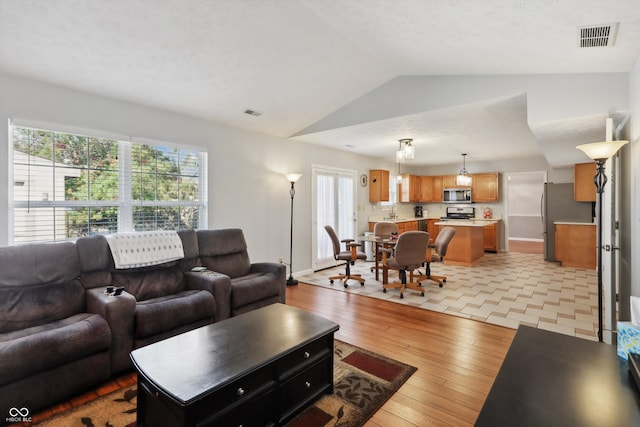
[35,340,416,427]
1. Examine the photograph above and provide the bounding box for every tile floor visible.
[299,251,598,341]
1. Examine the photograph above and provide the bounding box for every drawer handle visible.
[305,381,311,388]
[304,351,310,359]
[236,387,245,397]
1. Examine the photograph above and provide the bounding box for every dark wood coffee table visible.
[130,303,339,426]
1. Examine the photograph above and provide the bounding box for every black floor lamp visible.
[576,139,628,342]
[285,173,302,286]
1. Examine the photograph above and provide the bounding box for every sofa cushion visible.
[0,280,86,334]
[112,267,186,301]
[134,290,215,338]
[231,273,281,308]
[0,313,111,386]
[197,229,251,278]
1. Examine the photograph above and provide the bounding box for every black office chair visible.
[324,225,366,288]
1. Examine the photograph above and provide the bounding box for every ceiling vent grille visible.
[244,109,262,117]
[578,23,618,47]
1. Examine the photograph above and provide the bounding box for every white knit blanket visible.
[105,231,184,269]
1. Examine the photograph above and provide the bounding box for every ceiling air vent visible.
[243,108,262,117]
[578,23,618,47]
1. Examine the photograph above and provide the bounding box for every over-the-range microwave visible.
[443,188,472,203]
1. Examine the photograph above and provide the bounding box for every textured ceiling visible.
[1,0,639,167]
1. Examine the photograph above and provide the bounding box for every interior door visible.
[312,165,357,271]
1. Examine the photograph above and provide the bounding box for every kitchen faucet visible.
[390,203,398,219]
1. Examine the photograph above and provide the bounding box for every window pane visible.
[89,170,119,201]
[132,144,157,173]
[157,174,179,201]
[54,133,87,166]
[180,176,199,201]
[66,206,119,238]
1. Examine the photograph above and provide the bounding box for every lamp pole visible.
[594,159,607,342]
[577,139,628,343]
[285,173,302,286]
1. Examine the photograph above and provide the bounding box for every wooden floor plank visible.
[286,282,515,427]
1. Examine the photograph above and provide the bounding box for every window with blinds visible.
[10,124,207,244]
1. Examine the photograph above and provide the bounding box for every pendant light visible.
[456,153,472,186]
[396,139,415,162]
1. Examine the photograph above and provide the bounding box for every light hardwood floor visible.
[287,282,515,426]
[27,283,515,426]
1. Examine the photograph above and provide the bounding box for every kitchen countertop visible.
[369,216,501,223]
[554,221,595,225]
[435,220,497,227]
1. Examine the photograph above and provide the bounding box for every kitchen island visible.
[434,220,496,266]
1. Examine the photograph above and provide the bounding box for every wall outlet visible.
[278,257,284,264]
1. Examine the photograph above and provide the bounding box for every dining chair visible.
[417,226,456,287]
[382,231,430,298]
[324,225,366,288]
[370,221,399,273]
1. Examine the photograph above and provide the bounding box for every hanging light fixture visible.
[456,153,472,186]
[396,139,415,162]
[400,138,414,159]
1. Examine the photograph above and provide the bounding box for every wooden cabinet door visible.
[399,175,420,202]
[574,163,596,202]
[419,176,443,202]
[472,173,499,202]
[483,223,499,252]
[427,219,440,241]
[369,170,389,202]
[442,175,458,188]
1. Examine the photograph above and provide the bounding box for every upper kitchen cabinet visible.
[442,175,464,188]
[419,175,443,202]
[369,169,389,202]
[399,174,421,202]
[574,162,596,202]
[472,173,499,202]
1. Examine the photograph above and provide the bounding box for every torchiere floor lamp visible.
[576,140,628,342]
[285,173,302,286]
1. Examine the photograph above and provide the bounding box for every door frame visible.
[311,164,358,271]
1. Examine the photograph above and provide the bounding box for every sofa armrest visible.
[184,271,232,321]
[86,287,136,374]
[250,262,286,303]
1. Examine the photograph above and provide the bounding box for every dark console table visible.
[475,325,640,427]
[130,303,339,426]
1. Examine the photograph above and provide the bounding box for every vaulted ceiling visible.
[1,0,639,167]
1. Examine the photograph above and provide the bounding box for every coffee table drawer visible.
[280,356,332,419]
[199,387,277,427]
[277,335,333,376]
[203,364,274,415]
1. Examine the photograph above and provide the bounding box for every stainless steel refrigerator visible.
[542,183,593,261]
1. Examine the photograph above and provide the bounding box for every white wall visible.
[630,54,640,299]
[0,73,395,274]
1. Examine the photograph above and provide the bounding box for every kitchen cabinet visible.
[399,174,420,202]
[472,173,499,202]
[397,220,419,233]
[483,222,500,252]
[369,169,389,202]
[442,175,463,188]
[555,223,596,269]
[426,219,440,241]
[419,175,443,202]
[574,162,596,202]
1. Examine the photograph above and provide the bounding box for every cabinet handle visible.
[236,387,245,397]
[305,381,311,388]
[304,351,310,359]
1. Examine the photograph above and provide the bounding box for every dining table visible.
[357,234,397,283]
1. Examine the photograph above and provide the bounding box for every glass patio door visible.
[312,165,357,271]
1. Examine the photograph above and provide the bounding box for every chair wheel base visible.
[400,293,404,299]
[439,283,443,288]
[344,283,348,289]
[330,279,334,284]
[383,288,387,293]
[360,282,365,286]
